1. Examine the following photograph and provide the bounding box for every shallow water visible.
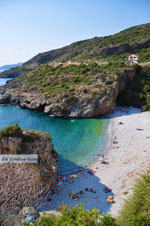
[0,79,108,174]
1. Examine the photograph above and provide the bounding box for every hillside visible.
[0,23,150,78]
[0,23,150,117]
[0,62,135,117]
[25,23,150,65]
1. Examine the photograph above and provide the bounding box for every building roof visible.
[128,54,138,58]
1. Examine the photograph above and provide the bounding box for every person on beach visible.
[99,154,105,160]
[118,120,123,125]
[99,154,104,160]
[99,154,107,164]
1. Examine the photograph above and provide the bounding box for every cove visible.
[0,78,11,86]
[0,81,109,175]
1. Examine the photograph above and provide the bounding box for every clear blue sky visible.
[0,0,149,66]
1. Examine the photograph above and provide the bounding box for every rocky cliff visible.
[0,124,58,213]
[0,68,136,117]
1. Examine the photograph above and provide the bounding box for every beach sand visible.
[39,107,150,217]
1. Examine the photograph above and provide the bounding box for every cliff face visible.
[101,40,150,55]
[0,69,135,117]
[0,126,58,213]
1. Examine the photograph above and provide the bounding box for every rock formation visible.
[0,68,135,118]
[0,125,58,214]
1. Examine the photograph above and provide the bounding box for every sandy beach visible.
[39,107,150,217]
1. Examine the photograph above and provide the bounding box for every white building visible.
[127,54,139,64]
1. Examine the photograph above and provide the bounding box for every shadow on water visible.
[57,155,85,176]
[0,105,109,175]
[37,156,114,215]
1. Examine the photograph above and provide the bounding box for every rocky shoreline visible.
[0,69,135,118]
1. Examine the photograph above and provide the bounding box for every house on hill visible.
[126,54,139,64]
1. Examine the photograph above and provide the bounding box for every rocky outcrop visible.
[0,69,136,118]
[101,40,150,55]
[0,126,58,213]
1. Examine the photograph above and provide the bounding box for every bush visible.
[83,88,88,93]
[0,124,22,140]
[27,204,118,226]
[117,171,150,226]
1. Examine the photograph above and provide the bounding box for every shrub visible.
[83,88,88,93]
[94,84,101,89]
[27,204,118,226]
[117,171,150,226]
[0,124,22,140]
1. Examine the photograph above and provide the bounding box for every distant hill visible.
[0,23,149,78]
[0,62,22,72]
[25,23,150,66]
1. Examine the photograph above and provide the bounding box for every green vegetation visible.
[15,62,127,97]
[117,65,150,110]
[100,47,150,65]
[138,48,150,62]
[0,124,52,142]
[0,23,149,79]
[24,204,118,226]
[0,23,150,113]
[101,23,150,46]
[0,124,22,140]
[117,171,150,226]
[0,65,33,78]
[27,23,150,65]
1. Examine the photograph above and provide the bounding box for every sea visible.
[0,78,109,175]
[0,69,5,73]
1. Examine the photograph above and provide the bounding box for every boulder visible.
[0,93,11,104]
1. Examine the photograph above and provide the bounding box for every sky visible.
[0,0,149,66]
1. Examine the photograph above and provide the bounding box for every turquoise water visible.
[0,79,108,174]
